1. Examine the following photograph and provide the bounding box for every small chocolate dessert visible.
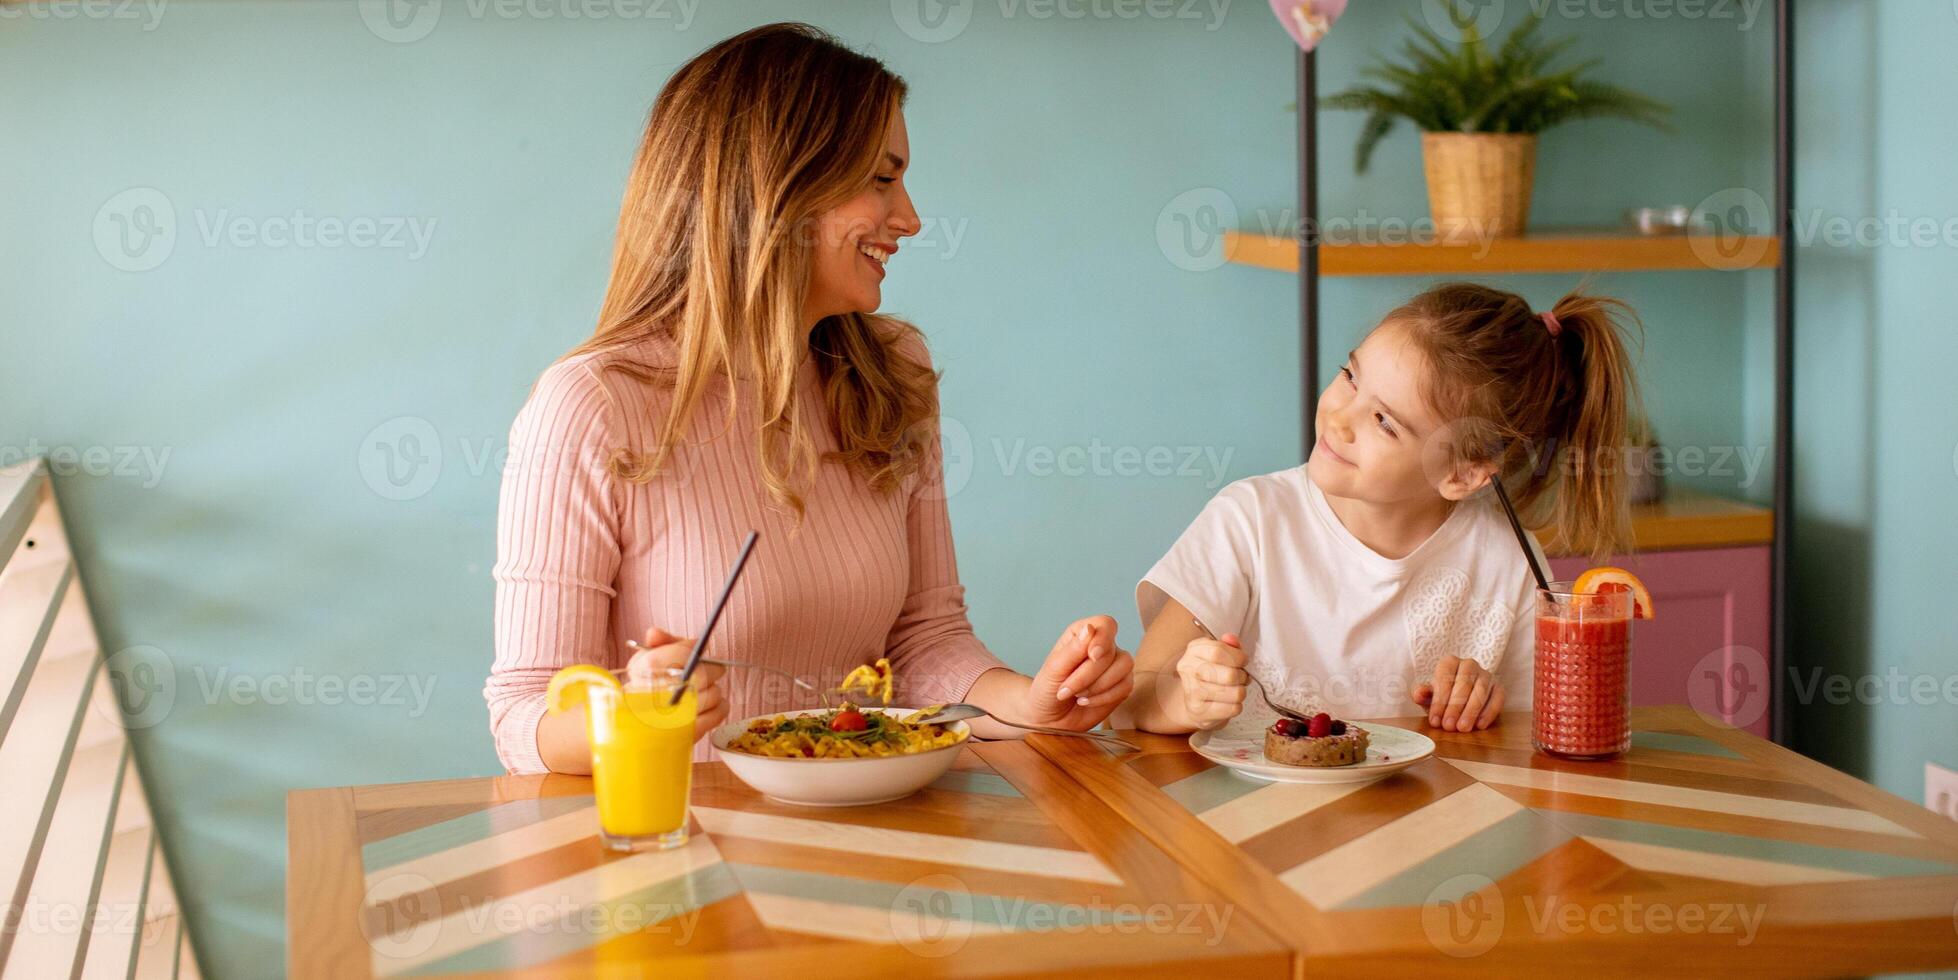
[1263,712,1370,767]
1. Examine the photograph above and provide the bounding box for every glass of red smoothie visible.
[1533,583,1634,759]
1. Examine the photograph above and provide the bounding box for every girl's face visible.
[802,108,922,326]
[1309,321,1482,506]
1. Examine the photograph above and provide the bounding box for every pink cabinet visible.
[1548,546,1772,737]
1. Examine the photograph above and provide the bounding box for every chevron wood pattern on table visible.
[287,741,1287,979]
[1032,706,1958,977]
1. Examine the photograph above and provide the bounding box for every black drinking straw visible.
[1490,478,1551,593]
[669,530,760,706]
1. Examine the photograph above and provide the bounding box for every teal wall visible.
[1,2,1949,978]
[1781,0,1958,819]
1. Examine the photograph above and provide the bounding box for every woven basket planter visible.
[1420,132,1538,240]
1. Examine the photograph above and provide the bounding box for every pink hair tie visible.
[1539,311,1563,337]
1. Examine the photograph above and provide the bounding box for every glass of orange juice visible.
[585,667,696,852]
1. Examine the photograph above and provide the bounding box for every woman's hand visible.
[626,627,729,741]
[1019,615,1134,730]
[1174,632,1249,730]
[1412,655,1504,732]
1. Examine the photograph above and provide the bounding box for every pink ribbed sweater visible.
[486,332,1008,773]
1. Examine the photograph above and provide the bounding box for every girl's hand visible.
[626,627,729,741]
[1174,632,1248,730]
[1413,655,1504,732]
[1021,615,1134,729]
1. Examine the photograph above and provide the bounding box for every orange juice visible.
[586,671,695,851]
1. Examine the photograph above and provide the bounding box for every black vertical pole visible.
[1770,0,1794,745]
[1298,48,1320,461]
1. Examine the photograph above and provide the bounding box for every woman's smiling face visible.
[1308,320,1464,506]
[802,108,922,326]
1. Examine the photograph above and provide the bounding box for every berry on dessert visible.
[1263,712,1370,767]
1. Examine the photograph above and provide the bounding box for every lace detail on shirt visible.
[1404,565,1515,682]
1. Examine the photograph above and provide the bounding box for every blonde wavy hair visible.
[564,23,939,513]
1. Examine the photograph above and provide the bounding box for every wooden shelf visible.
[1224,229,1781,277]
[1538,487,1773,558]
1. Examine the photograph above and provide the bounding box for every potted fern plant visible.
[1322,6,1671,240]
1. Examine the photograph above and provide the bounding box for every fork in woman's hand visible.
[623,640,833,708]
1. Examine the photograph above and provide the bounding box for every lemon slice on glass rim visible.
[1571,566,1655,619]
[546,664,622,713]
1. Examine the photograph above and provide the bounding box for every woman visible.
[485,23,1134,774]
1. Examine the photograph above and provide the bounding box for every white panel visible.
[0,655,98,930]
[142,840,178,925]
[0,460,198,978]
[0,560,73,742]
[40,553,101,665]
[176,933,199,980]
[0,461,45,573]
[77,825,155,980]
[113,764,153,836]
[130,914,179,980]
[1,739,126,977]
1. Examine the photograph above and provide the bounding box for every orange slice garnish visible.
[1571,566,1655,619]
[545,664,621,713]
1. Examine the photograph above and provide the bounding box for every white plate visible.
[1189,723,1436,784]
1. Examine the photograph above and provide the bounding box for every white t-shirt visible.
[1138,466,1543,730]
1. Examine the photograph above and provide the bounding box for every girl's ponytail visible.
[1538,292,1643,563]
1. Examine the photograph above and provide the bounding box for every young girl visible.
[1123,282,1640,735]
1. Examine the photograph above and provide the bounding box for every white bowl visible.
[709,707,971,807]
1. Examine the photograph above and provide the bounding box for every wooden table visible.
[1037,707,1958,976]
[287,741,1289,978]
[290,708,1958,977]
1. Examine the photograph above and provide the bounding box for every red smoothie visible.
[1532,613,1631,758]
